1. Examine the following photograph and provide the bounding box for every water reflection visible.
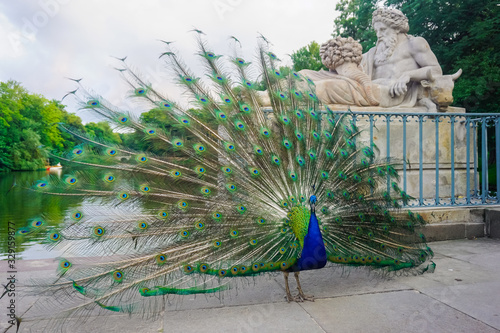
[1,169,85,259]
[1,166,168,260]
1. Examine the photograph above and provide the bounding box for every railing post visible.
[369,114,374,195]
[473,121,478,197]
[435,116,440,206]
[481,119,488,203]
[496,118,500,203]
[386,114,391,193]
[351,113,357,146]
[419,115,424,206]
[450,116,456,205]
[402,115,407,196]
[369,115,374,149]
[466,118,471,205]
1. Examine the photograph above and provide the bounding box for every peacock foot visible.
[283,271,315,302]
[298,293,315,302]
[290,293,315,302]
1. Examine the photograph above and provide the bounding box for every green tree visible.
[0,81,87,171]
[290,41,327,72]
[85,122,122,144]
[333,0,378,52]
[290,0,378,71]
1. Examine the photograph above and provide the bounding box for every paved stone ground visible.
[1,238,499,333]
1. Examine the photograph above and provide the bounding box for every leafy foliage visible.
[0,81,72,171]
[333,0,378,52]
[0,80,218,172]
[290,41,327,72]
[0,81,124,172]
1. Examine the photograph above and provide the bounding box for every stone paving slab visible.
[299,291,498,333]
[419,281,500,330]
[1,238,499,333]
[163,302,325,333]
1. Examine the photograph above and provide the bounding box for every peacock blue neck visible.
[294,209,327,271]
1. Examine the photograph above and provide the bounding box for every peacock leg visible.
[294,272,314,302]
[283,272,295,302]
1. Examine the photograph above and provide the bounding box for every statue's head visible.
[372,7,409,34]
[372,8,409,65]
[320,37,363,70]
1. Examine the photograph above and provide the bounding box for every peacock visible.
[17,31,434,330]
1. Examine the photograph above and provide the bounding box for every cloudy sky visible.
[0,0,340,122]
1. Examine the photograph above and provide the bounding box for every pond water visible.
[0,169,94,260]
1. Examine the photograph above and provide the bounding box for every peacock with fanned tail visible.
[19,31,434,327]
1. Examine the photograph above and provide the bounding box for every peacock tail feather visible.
[19,33,434,326]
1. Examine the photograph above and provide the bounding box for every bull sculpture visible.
[418,69,463,112]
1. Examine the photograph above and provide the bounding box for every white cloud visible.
[0,0,340,122]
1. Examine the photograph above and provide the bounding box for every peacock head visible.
[309,195,317,211]
[309,195,317,204]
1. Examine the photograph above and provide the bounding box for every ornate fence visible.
[264,109,500,208]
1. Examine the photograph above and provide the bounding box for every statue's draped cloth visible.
[300,48,421,108]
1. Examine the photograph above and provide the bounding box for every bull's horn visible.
[426,69,434,81]
[451,68,462,81]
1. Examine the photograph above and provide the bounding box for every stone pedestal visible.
[326,105,476,200]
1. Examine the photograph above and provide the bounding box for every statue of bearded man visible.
[293,7,443,108]
[360,7,442,107]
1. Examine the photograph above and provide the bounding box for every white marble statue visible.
[297,7,462,111]
[300,36,381,107]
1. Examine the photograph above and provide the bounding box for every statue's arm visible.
[405,36,442,80]
[390,37,442,97]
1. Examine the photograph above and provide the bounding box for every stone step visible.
[402,206,500,241]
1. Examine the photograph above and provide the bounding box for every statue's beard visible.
[374,35,397,65]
